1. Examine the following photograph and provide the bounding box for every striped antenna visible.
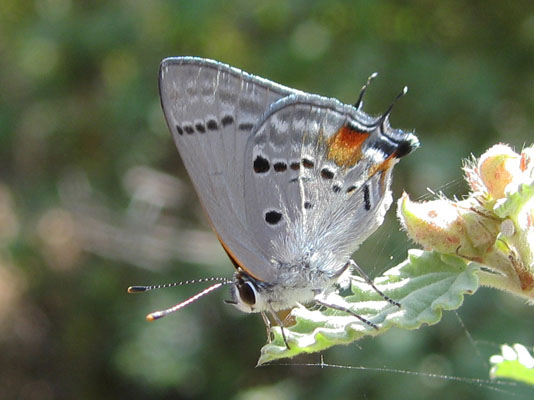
[146,282,228,321]
[127,277,232,293]
[127,277,233,321]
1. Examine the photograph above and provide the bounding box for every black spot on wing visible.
[238,122,254,131]
[207,119,219,131]
[253,155,270,173]
[363,184,371,210]
[375,131,418,158]
[394,139,417,158]
[184,124,194,134]
[274,162,287,172]
[221,115,234,127]
[321,168,334,180]
[265,210,282,225]
[195,122,206,133]
[302,158,314,169]
[176,125,183,135]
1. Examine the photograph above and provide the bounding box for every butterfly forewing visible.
[159,57,299,282]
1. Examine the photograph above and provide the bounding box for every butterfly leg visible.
[315,298,379,329]
[347,259,401,307]
[266,307,291,350]
[260,311,273,343]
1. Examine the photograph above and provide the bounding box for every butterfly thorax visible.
[229,252,347,313]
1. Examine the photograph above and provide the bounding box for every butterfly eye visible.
[237,281,257,306]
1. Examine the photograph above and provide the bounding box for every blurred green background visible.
[1,0,533,399]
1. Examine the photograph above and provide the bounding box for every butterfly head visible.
[227,270,266,313]
[227,267,332,313]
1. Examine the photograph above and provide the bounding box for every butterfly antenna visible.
[127,277,231,293]
[354,72,378,109]
[380,85,408,128]
[145,282,229,321]
[127,277,232,321]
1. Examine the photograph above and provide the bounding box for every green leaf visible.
[258,250,479,365]
[490,344,534,385]
[493,182,534,219]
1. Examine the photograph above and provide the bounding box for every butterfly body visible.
[159,57,418,314]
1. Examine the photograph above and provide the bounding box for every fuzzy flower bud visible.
[399,144,534,298]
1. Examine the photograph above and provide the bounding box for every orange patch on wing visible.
[368,153,397,178]
[326,125,369,168]
[370,154,398,194]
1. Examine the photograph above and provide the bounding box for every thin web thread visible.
[263,359,526,398]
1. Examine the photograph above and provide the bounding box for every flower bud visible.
[397,193,497,259]
[477,144,520,199]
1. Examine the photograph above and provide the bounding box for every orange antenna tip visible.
[146,312,163,321]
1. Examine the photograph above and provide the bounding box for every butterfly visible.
[132,57,418,341]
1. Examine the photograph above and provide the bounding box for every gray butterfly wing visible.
[243,94,418,283]
[159,57,300,282]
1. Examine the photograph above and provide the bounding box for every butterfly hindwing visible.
[244,94,417,278]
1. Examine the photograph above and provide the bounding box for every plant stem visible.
[476,268,534,303]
